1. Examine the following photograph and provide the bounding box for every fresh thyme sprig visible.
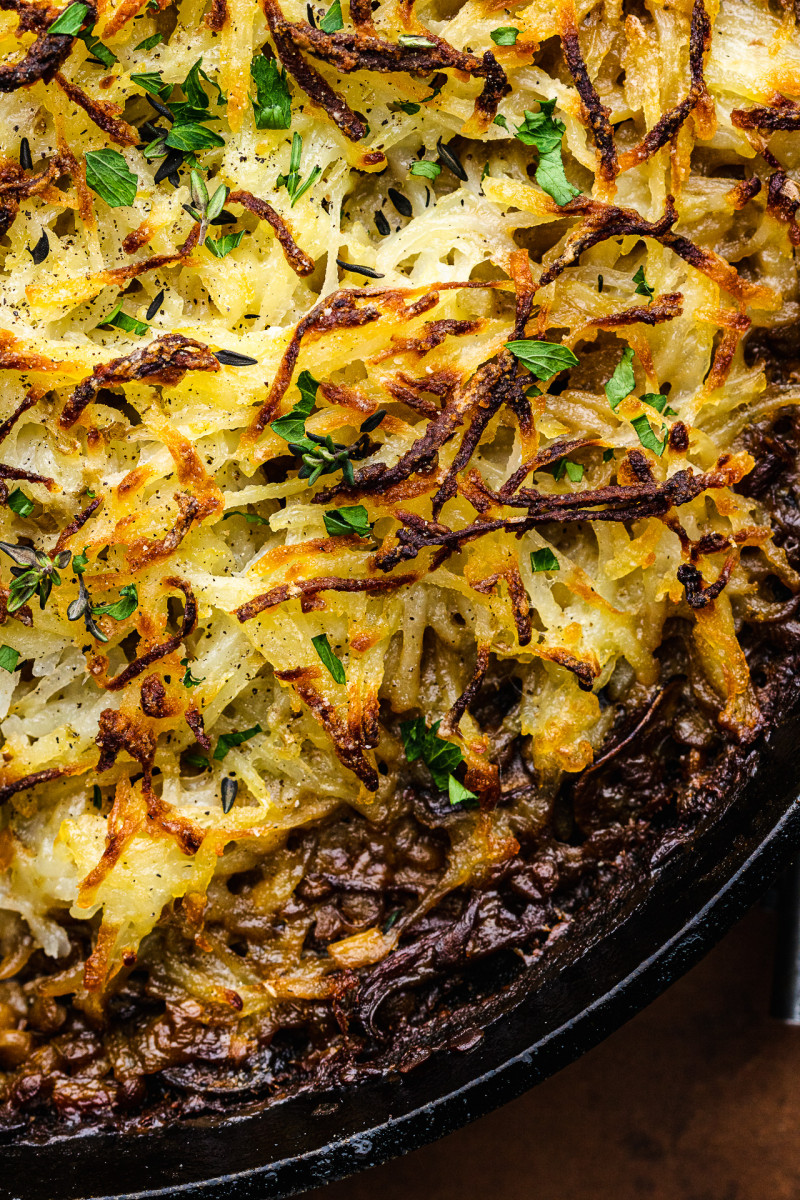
[182,170,227,245]
[0,544,71,612]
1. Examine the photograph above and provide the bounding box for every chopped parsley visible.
[552,458,584,483]
[181,657,204,687]
[222,509,270,525]
[85,149,138,208]
[0,645,19,673]
[409,160,441,180]
[7,489,33,517]
[92,583,138,622]
[642,392,677,417]
[319,0,343,31]
[530,547,560,572]
[400,716,475,804]
[134,32,163,50]
[631,414,667,456]
[495,99,580,206]
[323,504,372,538]
[633,265,655,301]
[271,370,319,443]
[205,229,246,258]
[490,26,519,44]
[311,632,346,684]
[98,299,149,336]
[605,347,635,411]
[251,56,292,129]
[213,724,262,761]
[48,3,87,35]
[505,338,579,379]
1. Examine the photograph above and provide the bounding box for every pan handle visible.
[771,855,800,1022]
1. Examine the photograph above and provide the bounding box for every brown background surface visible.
[306,903,800,1200]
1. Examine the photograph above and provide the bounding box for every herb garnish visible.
[397,34,436,48]
[505,338,579,379]
[8,489,33,517]
[0,544,71,612]
[312,632,346,683]
[251,56,292,129]
[81,28,116,66]
[389,100,420,116]
[48,3,87,35]
[605,347,635,411]
[409,159,441,180]
[552,458,584,483]
[530,547,560,572]
[495,99,580,206]
[213,724,262,761]
[319,0,343,31]
[85,149,138,208]
[183,170,227,244]
[91,583,139,622]
[222,509,270,525]
[0,645,19,673]
[490,26,519,44]
[323,504,372,538]
[181,657,204,687]
[98,299,149,336]
[642,392,677,417]
[135,32,163,50]
[271,370,319,443]
[631,414,667,456]
[277,132,321,206]
[633,265,655,301]
[400,716,477,805]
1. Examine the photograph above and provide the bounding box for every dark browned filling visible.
[0,351,798,1132]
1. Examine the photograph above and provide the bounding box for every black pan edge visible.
[3,716,800,1200]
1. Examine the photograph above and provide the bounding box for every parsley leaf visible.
[389,100,420,115]
[81,29,116,66]
[271,370,319,443]
[49,2,87,35]
[99,299,149,336]
[8,489,33,517]
[166,123,225,152]
[223,509,270,525]
[85,149,138,208]
[312,632,346,684]
[511,99,580,206]
[530,547,560,572]
[631,414,667,456]
[91,583,138,622]
[319,0,343,32]
[633,265,654,301]
[323,504,372,538]
[180,656,204,687]
[251,56,292,129]
[131,71,166,96]
[642,392,677,417]
[72,547,89,574]
[213,724,262,761]
[448,775,478,806]
[490,25,519,44]
[135,32,163,49]
[552,458,583,483]
[205,229,246,258]
[605,346,635,411]
[409,160,441,180]
[505,338,579,379]
[0,645,19,673]
[400,716,464,791]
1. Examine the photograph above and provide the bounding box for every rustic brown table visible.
[307,904,800,1200]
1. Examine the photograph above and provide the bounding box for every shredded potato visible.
[0,0,797,1107]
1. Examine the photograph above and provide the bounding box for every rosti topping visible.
[0,0,797,1126]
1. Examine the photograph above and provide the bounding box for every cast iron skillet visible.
[2,712,799,1200]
